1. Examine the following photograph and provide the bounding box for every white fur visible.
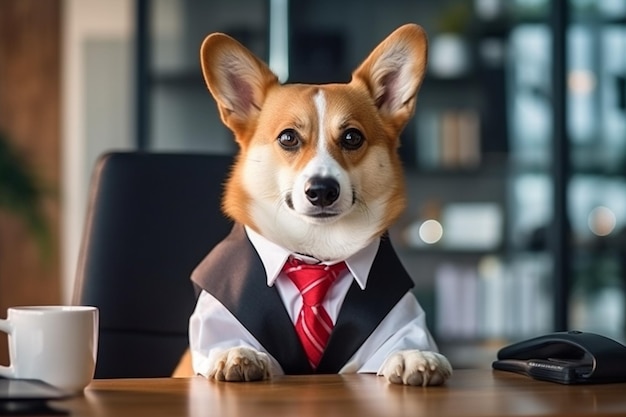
[378,350,452,386]
[243,145,386,261]
[209,347,271,382]
[314,92,327,146]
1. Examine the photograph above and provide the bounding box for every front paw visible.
[209,347,271,382]
[379,350,452,386]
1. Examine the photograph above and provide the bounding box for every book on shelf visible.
[434,256,552,341]
[417,108,481,170]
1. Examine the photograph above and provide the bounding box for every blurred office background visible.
[1,0,626,367]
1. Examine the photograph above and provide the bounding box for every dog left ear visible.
[200,33,279,141]
[352,24,428,132]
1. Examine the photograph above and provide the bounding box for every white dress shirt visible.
[189,226,439,377]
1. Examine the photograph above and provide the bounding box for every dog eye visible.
[278,129,300,150]
[341,129,364,150]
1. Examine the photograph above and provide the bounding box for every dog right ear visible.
[351,24,428,135]
[200,33,278,141]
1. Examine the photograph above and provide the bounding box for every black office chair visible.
[73,152,233,378]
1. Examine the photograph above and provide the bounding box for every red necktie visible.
[282,257,347,369]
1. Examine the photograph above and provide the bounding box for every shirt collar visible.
[244,226,380,290]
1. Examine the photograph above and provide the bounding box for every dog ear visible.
[200,33,279,140]
[352,24,428,132]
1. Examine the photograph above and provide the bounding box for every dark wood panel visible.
[0,0,62,364]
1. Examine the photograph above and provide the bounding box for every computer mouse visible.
[492,330,626,384]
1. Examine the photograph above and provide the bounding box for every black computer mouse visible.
[492,331,626,384]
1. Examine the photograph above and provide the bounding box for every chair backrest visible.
[73,152,233,378]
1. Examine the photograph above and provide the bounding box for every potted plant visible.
[0,130,51,260]
[430,1,473,78]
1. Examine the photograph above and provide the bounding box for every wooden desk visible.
[54,370,626,417]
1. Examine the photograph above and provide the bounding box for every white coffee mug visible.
[0,306,99,393]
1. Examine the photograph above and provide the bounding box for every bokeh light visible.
[419,219,444,244]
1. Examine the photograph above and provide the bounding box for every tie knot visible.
[283,258,346,307]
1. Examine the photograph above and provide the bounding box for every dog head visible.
[200,24,427,261]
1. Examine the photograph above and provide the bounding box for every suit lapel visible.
[191,224,311,374]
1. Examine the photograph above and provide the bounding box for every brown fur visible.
[200,24,427,240]
[191,24,453,387]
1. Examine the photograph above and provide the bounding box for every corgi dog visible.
[189,23,452,386]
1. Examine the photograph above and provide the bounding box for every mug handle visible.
[0,318,15,377]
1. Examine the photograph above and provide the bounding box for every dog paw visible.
[379,350,452,386]
[209,347,271,382]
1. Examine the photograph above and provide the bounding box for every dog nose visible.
[305,177,340,207]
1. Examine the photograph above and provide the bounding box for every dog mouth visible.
[308,211,341,219]
[299,209,344,223]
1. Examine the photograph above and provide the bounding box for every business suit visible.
[191,224,416,374]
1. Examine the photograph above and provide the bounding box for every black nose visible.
[305,176,340,207]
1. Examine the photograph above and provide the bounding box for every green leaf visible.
[0,131,52,262]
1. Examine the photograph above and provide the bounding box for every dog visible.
[188,23,452,386]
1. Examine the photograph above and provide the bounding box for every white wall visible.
[62,0,135,302]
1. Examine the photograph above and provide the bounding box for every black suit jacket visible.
[191,224,414,374]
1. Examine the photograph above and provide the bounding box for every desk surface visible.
[54,370,626,417]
